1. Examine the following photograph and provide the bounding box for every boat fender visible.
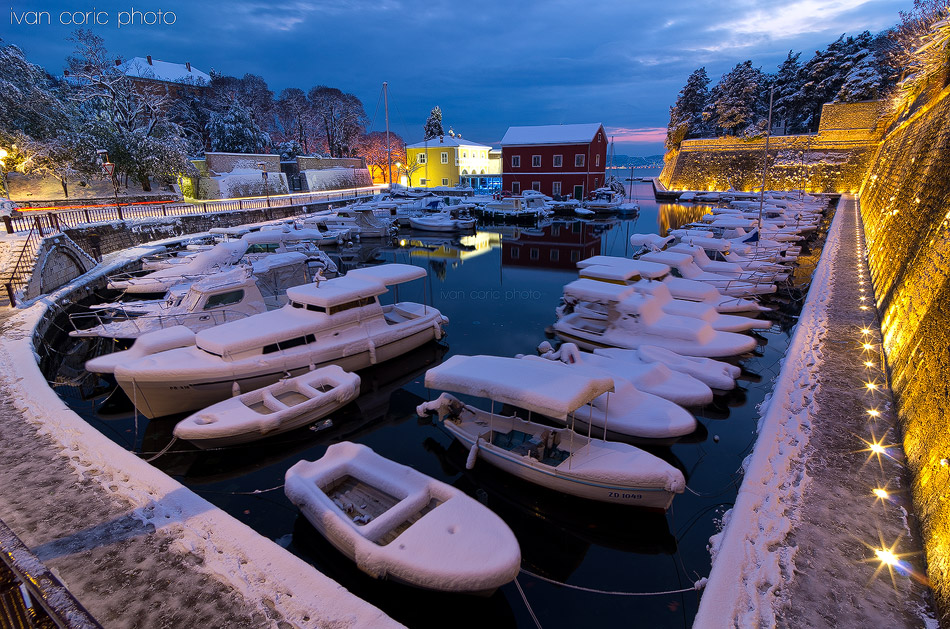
[466,439,481,470]
[231,381,241,397]
[433,320,443,340]
[367,336,377,364]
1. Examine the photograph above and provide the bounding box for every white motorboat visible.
[417,355,686,509]
[668,243,790,283]
[516,355,698,440]
[639,250,778,298]
[553,279,758,358]
[70,253,313,340]
[107,240,249,294]
[324,207,397,239]
[583,187,624,212]
[477,195,551,221]
[101,264,448,418]
[576,255,770,314]
[408,210,476,232]
[594,345,742,391]
[173,366,361,448]
[534,342,715,405]
[285,442,521,594]
[572,266,770,333]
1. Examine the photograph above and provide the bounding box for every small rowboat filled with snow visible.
[285,442,521,595]
[173,365,361,448]
[417,355,686,509]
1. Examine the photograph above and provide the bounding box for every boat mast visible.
[757,86,774,233]
[384,82,392,188]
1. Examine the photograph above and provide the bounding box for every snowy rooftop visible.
[406,136,493,149]
[119,57,211,85]
[500,123,604,146]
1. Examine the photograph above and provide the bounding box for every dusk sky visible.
[5,0,909,155]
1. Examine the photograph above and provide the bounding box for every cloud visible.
[606,127,668,143]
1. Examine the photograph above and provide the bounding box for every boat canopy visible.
[424,355,614,420]
[640,251,696,267]
[563,278,636,303]
[249,252,309,274]
[575,256,669,279]
[242,229,325,245]
[579,264,645,283]
[286,276,388,308]
[346,264,427,286]
[629,234,674,250]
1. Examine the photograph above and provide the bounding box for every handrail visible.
[0,517,102,628]
[3,186,383,235]
[4,219,47,306]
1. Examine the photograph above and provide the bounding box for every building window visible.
[575,154,585,167]
[570,250,580,262]
[530,248,539,260]
[530,181,539,191]
[532,155,541,167]
[553,155,562,167]
[552,181,561,196]
[512,181,521,194]
[573,184,584,200]
[595,154,600,167]
[512,155,521,167]
[482,151,486,158]
[552,225,560,236]
[511,247,520,259]
[420,178,427,184]
[462,151,467,158]
[441,152,448,164]
[418,153,426,164]
[550,250,559,262]
[442,178,449,186]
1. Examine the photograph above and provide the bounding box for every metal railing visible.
[2,186,385,235]
[3,219,50,306]
[0,518,102,628]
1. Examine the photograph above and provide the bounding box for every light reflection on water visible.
[48,172,823,628]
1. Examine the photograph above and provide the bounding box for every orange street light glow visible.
[873,488,889,500]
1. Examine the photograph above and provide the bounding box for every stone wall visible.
[204,153,281,174]
[296,157,364,170]
[859,82,950,623]
[660,101,883,194]
[24,235,97,302]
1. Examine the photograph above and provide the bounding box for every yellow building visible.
[405,134,501,192]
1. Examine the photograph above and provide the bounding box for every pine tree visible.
[707,61,767,137]
[771,51,804,134]
[206,101,269,153]
[423,106,444,140]
[666,68,710,149]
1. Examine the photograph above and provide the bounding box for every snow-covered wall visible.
[301,167,371,192]
[660,101,882,194]
[859,79,950,624]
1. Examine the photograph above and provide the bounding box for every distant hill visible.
[608,154,665,168]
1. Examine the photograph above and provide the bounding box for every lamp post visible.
[394,161,402,188]
[258,161,271,208]
[97,149,120,212]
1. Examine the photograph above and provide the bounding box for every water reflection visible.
[657,203,713,235]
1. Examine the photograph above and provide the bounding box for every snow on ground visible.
[0,232,400,627]
[694,196,937,627]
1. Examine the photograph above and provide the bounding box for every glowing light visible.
[873,488,889,499]
[861,328,871,335]
[866,381,879,391]
[861,306,870,310]
[867,409,880,417]
[875,548,898,565]
[864,361,874,368]
[863,343,874,351]
[860,296,867,301]
[870,442,886,454]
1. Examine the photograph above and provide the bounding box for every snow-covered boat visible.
[100,264,448,418]
[476,195,551,222]
[173,365,360,448]
[324,207,397,239]
[583,187,624,213]
[284,441,521,594]
[668,242,790,283]
[594,345,741,391]
[534,341,714,405]
[417,355,686,509]
[107,240,249,295]
[408,210,476,232]
[69,253,313,340]
[516,355,698,441]
[639,250,778,297]
[576,255,770,314]
[553,279,758,358]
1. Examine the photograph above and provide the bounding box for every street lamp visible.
[97,149,120,211]
[257,161,271,208]
[394,161,402,188]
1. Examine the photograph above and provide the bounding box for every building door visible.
[573,185,584,200]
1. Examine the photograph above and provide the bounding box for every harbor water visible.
[47,169,829,628]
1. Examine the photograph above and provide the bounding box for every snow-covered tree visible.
[275,88,314,154]
[206,101,269,153]
[771,51,805,134]
[667,68,710,149]
[356,131,405,183]
[307,86,368,157]
[706,61,768,137]
[423,106,444,140]
[274,140,304,160]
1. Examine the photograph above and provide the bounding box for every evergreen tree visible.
[666,68,710,150]
[707,61,767,137]
[206,101,270,153]
[771,51,805,134]
[423,106,444,140]
[307,86,368,157]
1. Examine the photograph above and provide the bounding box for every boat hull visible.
[117,324,442,418]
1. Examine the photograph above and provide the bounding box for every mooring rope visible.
[514,577,543,629]
[143,436,178,462]
[519,568,707,597]
[191,484,286,496]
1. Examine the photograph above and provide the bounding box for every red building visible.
[502,221,603,270]
[500,123,608,200]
